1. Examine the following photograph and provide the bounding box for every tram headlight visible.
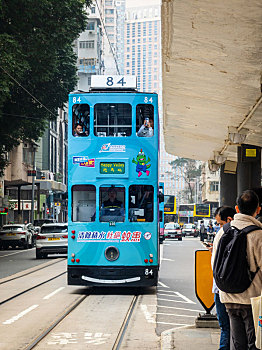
[105,246,119,261]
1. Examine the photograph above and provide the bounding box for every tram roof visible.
[161,0,262,163]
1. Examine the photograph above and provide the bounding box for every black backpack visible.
[213,222,260,293]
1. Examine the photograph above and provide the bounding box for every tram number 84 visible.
[145,268,154,278]
[106,77,126,87]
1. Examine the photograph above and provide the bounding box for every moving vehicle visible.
[164,222,182,240]
[182,223,197,237]
[67,75,160,287]
[0,223,35,249]
[36,223,68,259]
[159,182,165,244]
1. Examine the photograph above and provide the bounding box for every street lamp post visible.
[30,144,38,224]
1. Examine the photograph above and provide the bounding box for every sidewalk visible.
[161,324,220,350]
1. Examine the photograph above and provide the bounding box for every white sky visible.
[125,0,161,8]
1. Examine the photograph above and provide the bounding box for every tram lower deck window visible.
[72,185,96,222]
[94,103,132,137]
[99,186,125,222]
[129,185,154,222]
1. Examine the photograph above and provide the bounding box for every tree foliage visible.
[0,0,91,174]
[169,158,202,203]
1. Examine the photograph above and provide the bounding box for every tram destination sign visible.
[100,162,125,174]
[91,75,137,89]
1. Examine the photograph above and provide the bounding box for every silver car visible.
[36,223,68,259]
[0,224,35,249]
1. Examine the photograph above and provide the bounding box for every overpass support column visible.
[220,164,237,207]
[237,144,261,196]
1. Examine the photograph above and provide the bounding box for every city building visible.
[201,161,220,213]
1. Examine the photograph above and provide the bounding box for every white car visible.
[36,223,68,259]
[0,224,35,249]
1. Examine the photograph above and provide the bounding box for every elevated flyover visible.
[161,0,262,163]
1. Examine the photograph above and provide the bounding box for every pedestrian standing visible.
[212,190,262,350]
[211,206,236,350]
[199,220,205,242]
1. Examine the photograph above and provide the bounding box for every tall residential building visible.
[124,0,185,197]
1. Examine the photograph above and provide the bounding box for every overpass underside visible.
[161,0,262,163]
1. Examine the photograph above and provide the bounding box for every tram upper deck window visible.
[72,185,96,222]
[129,185,154,222]
[94,103,132,137]
[136,104,154,137]
[99,186,125,222]
[72,104,90,137]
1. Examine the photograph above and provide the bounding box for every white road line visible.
[157,290,178,294]
[158,293,181,298]
[161,258,174,261]
[156,305,202,313]
[156,312,196,318]
[140,304,155,323]
[0,249,34,258]
[158,281,169,288]
[43,287,65,300]
[157,321,189,326]
[2,304,39,325]
[158,298,196,304]
[175,291,195,304]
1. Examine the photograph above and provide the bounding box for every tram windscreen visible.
[99,186,125,222]
[128,185,154,222]
[71,185,96,222]
[94,103,132,137]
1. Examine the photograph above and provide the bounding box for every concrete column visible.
[237,144,261,196]
[220,164,237,207]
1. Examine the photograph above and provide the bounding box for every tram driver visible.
[100,187,124,221]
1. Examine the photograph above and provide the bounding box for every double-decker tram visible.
[67,75,159,287]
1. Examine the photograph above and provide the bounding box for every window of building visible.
[91,7,95,13]
[72,185,96,222]
[79,40,95,49]
[129,185,154,222]
[99,186,125,222]
[86,22,95,30]
[94,103,132,137]
[72,104,90,137]
[210,181,219,192]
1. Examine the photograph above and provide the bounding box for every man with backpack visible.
[212,190,262,350]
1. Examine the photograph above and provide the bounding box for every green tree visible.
[168,158,202,203]
[0,0,91,174]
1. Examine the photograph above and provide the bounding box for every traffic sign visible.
[195,250,215,313]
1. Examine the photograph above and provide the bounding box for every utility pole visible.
[30,144,38,224]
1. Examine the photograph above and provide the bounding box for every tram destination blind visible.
[100,162,125,174]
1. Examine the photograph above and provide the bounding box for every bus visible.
[178,203,211,224]
[164,195,177,222]
[159,183,164,243]
[67,75,159,287]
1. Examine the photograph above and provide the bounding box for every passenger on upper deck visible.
[137,118,154,137]
[73,123,88,137]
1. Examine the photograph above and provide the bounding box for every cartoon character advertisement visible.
[132,149,151,177]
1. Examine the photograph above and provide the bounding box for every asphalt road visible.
[156,236,207,335]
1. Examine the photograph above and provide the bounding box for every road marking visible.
[0,249,34,258]
[2,304,39,325]
[158,281,169,288]
[43,287,65,300]
[141,304,155,323]
[175,291,195,304]
[157,321,189,326]
[158,293,181,298]
[156,312,196,318]
[161,258,174,262]
[156,305,202,313]
[158,298,196,304]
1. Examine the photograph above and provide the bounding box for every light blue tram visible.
[67,76,160,287]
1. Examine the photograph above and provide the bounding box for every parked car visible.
[164,222,182,240]
[36,223,68,259]
[182,223,198,237]
[0,223,35,249]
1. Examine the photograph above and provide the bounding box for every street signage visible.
[27,170,36,176]
[195,250,215,313]
[91,75,137,89]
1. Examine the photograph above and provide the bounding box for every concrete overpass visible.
[161,0,262,204]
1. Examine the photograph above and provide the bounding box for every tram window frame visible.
[128,185,154,222]
[136,104,154,137]
[72,104,90,137]
[99,186,125,222]
[94,103,132,137]
[71,185,96,222]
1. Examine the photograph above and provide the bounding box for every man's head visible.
[108,188,117,202]
[236,190,261,217]
[214,206,236,226]
[74,123,83,135]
